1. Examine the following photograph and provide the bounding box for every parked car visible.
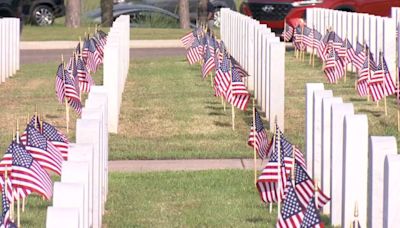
[240,0,400,31]
[21,0,65,26]
[126,0,237,27]
[0,0,22,18]
[87,2,196,28]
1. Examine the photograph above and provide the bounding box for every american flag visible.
[97,29,108,45]
[55,64,66,104]
[247,108,269,159]
[231,58,249,78]
[352,41,366,71]
[81,37,89,61]
[337,39,353,66]
[300,196,324,228]
[276,179,304,228]
[186,38,202,65]
[85,38,102,73]
[302,26,314,48]
[42,121,69,160]
[77,57,94,93]
[181,30,197,49]
[322,32,342,60]
[256,166,287,203]
[369,56,385,102]
[75,42,81,56]
[0,175,13,203]
[382,53,397,96]
[316,32,330,61]
[357,58,370,97]
[313,29,323,57]
[218,41,226,63]
[10,141,53,200]
[293,26,304,50]
[215,53,231,93]
[94,32,106,58]
[67,56,81,94]
[226,65,250,111]
[25,125,63,176]
[202,42,215,78]
[324,49,345,83]
[0,182,10,228]
[64,69,82,115]
[282,23,294,42]
[294,163,330,210]
[20,115,41,145]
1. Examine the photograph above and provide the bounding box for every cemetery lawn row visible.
[21,26,191,41]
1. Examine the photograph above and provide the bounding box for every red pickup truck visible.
[240,0,400,31]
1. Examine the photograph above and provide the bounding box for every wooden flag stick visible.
[229,56,235,131]
[269,203,272,213]
[380,51,388,115]
[61,55,70,134]
[276,116,281,216]
[252,99,257,185]
[314,178,319,208]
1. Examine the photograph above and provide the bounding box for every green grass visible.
[103,170,276,227]
[111,56,253,160]
[21,26,191,41]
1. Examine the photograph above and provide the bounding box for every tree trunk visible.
[65,0,81,28]
[198,0,208,26]
[101,0,114,27]
[179,0,190,29]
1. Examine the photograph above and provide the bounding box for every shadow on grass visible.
[208,112,225,116]
[205,105,224,111]
[349,97,367,102]
[245,217,264,223]
[358,109,383,117]
[213,121,231,127]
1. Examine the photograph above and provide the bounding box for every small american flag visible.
[357,59,370,97]
[226,65,250,111]
[369,57,385,102]
[302,26,314,48]
[20,115,41,145]
[64,69,82,115]
[186,38,202,65]
[277,179,304,228]
[75,42,81,56]
[352,41,366,71]
[86,38,102,73]
[25,125,63,176]
[300,196,324,228]
[55,64,66,104]
[202,42,215,78]
[247,108,269,159]
[294,163,330,210]
[77,57,94,93]
[81,37,89,60]
[324,49,345,83]
[67,56,81,94]
[1,182,10,228]
[215,53,231,93]
[42,121,69,160]
[382,53,397,96]
[231,58,248,78]
[181,30,197,49]
[293,26,304,51]
[10,141,53,200]
[282,22,294,42]
[337,39,353,66]
[256,166,287,203]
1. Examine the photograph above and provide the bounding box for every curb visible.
[20,40,182,50]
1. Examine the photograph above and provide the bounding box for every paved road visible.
[108,159,267,172]
[21,47,186,64]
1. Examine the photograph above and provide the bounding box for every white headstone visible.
[68,143,94,228]
[321,97,342,215]
[76,119,102,228]
[312,90,332,179]
[330,103,354,226]
[306,83,324,173]
[53,182,85,228]
[368,136,397,228]
[46,207,79,228]
[342,114,368,228]
[383,154,400,228]
[61,161,90,228]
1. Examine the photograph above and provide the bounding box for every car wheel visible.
[213,9,221,28]
[31,5,54,26]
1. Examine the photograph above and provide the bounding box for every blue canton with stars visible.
[11,142,34,168]
[42,122,66,143]
[27,126,48,151]
[295,163,310,185]
[300,197,321,228]
[281,179,303,220]
[251,109,265,133]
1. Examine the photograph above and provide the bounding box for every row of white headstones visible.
[306,7,399,78]
[46,15,130,228]
[220,8,285,131]
[0,18,19,83]
[306,83,400,228]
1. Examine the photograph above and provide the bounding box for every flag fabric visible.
[357,59,370,97]
[10,141,52,200]
[226,65,250,111]
[86,38,102,73]
[20,115,41,145]
[300,196,324,228]
[231,58,248,78]
[186,38,202,65]
[0,182,10,228]
[64,69,82,115]
[67,56,81,95]
[81,38,89,61]
[25,125,63,176]
[382,53,397,96]
[41,121,69,160]
[77,57,94,93]
[202,42,215,78]
[324,49,345,83]
[75,42,81,56]
[302,26,313,48]
[369,57,385,102]
[55,64,66,104]
[256,166,287,203]
[338,38,353,66]
[352,41,366,71]
[294,163,330,209]
[293,26,304,50]
[215,53,231,93]
[276,179,304,228]
[283,23,294,42]
[247,108,269,159]
[181,30,197,49]
[313,29,323,57]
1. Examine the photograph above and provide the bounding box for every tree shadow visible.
[358,109,382,117]
[208,112,224,116]
[213,121,231,127]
